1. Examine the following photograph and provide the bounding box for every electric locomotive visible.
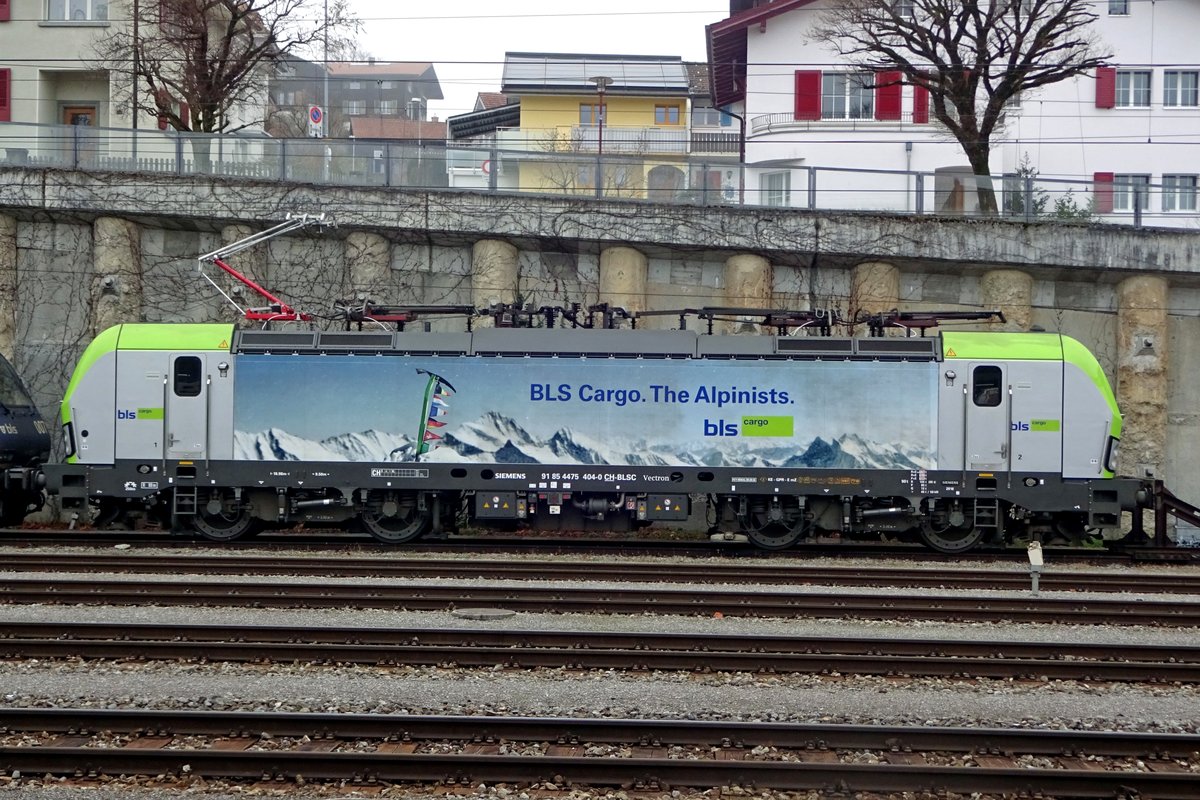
[0,354,51,525]
[44,308,1142,552]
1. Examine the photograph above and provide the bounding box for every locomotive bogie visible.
[43,323,1143,551]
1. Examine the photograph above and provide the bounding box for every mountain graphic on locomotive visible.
[42,305,1140,553]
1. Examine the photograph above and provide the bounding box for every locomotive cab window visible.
[173,356,203,397]
[972,365,1003,407]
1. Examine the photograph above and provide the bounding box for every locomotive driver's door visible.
[165,354,209,460]
[965,363,1010,471]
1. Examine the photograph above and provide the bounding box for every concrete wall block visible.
[723,254,773,307]
[0,215,16,362]
[850,260,900,314]
[598,246,648,314]
[980,269,1033,331]
[471,239,520,311]
[1117,275,1169,478]
[92,216,143,333]
[345,231,393,302]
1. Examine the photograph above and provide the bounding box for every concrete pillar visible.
[345,231,392,303]
[850,261,899,333]
[92,217,143,335]
[0,215,16,362]
[1117,275,1169,480]
[599,246,648,315]
[980,269,1033,331]
[471,239,519,317]
[723,254,772,333]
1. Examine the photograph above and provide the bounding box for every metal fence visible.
[2,121,1195,229]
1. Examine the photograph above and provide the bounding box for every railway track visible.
[2,575,1198,625]
[3,551,1199,593]
[6,526,1197,561]
[1,709,1196,796]
[3,621,1199,682]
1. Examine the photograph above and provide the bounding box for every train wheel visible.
[739,498,808,550]
[192,493,256,541]
[360,493,430,544]
[918,519,984,553]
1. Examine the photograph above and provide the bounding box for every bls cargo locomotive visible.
[0,354,51,525]
[44,306,1141,553]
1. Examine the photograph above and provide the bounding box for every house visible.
[269,59,443,139]
[706,0,1200,226]
[1,0,269,166]
[0,0,273,131]
[491,51,724,200]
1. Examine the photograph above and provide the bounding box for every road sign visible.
[308,106,324,137]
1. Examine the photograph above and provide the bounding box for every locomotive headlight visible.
[218,362,230,377]
[944,369,957,386]
[137,464,152,474]
[1105,437,1120,474]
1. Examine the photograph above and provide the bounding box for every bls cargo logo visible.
[116,408,164,420]
[1012,419,1061,432]
[704,416,795,437]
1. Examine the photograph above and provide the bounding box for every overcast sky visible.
[348,1,728,120]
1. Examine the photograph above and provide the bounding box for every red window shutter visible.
[1095,67,1116,108]
[0,69,10,122]
[0,0,11,22]
[1094,172,1115,213]
[794,70,821,121]
[875,70,902,120]
[912,83,929,124]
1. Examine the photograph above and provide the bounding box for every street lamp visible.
[588,75,613,155]
[588,76,612,197]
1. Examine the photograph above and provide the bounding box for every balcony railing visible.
[1,120,1194,228]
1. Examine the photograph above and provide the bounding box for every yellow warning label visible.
[946,348,957,357]
[219,339,229,349]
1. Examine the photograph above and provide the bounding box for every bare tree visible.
[813,0,1109,214]
[94,0,357,143]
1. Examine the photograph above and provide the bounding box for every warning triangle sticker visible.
[219,339,229,349]
[946,348,957,357]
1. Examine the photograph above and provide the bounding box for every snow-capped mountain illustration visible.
[234,414,933,469]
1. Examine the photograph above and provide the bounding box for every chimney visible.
[369,56,375,66]
[431,115,439,123]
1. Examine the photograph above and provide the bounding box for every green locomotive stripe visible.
[117,323,235,351]
[136,407,164,420]
[941,332,1063,360]
[1029,419,1060,432]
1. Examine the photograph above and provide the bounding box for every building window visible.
[379,81,393,90]
[579,103,605,125]
[344,99,366,115]
[1164,71,1199,107]
[893,0,914,17]
[378,99,397,115]
[654,105,681,125]
[1113,174,1150,211]
[1108,0,1129,14]
[763,172,791,207]
[46,0,108,20]
[1163,175,1198,212]
[347,81,361,90]
[822,73,873,120]
[1115,70,1151,107]
[691,104,733,127]
[406,98,426,120]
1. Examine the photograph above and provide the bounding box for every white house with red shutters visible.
[706,0,1200,226]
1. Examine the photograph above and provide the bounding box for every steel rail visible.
[1,577,1198,625]
[8,527,1194,562]
[2,711,1197,796]
[3,552,1198,593]
[2,622,1199,682]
